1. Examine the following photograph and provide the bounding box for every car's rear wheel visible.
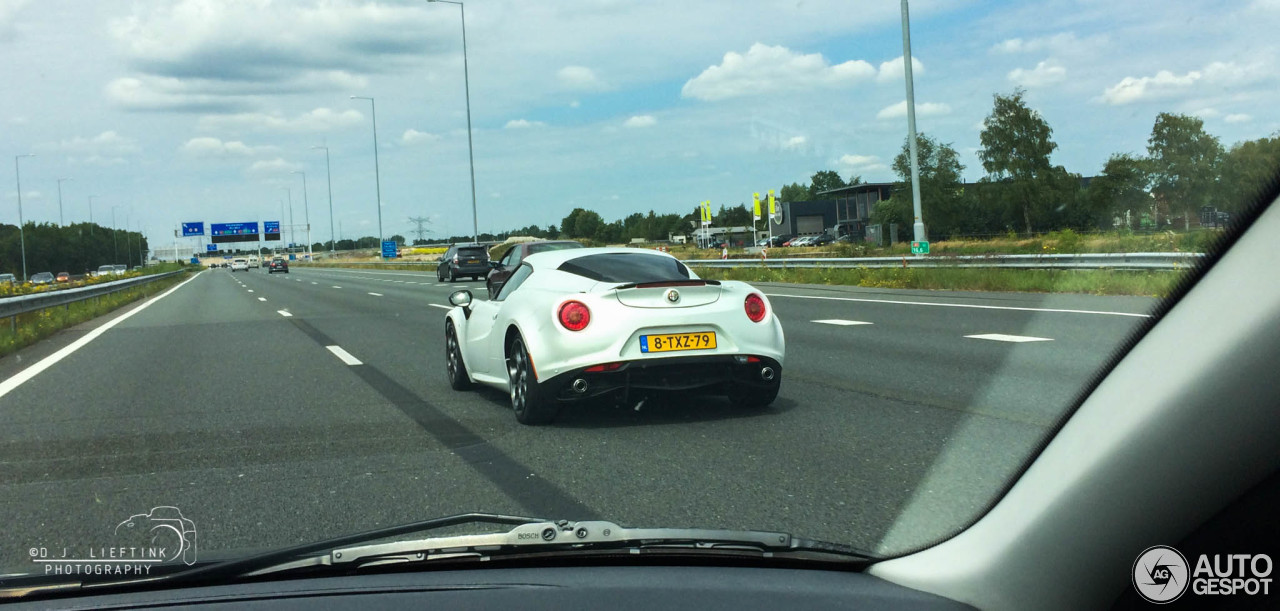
[727,375,781,408]
[445,320,472,390]
[508,336,556,425]
[449,268,457,283]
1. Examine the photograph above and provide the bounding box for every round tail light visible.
[558,300,591,331]
[744,293,767,322]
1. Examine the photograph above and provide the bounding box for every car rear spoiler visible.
[612,279,721,290]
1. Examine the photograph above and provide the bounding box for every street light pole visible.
[283,187,294,250]
[56,177,72,226]
[349,96,384,247]
[292,171,311,258]
[111,205,122,264]
[900,0,926,250]
[14,154,35,282]
[88,195,97,234]
[428,0,480,243]
[312,145,336,253]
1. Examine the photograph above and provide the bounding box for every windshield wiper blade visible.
[2,513,546,600]
[247,519,876,577]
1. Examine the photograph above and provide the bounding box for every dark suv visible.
[486,240,583,298]
[437,244,491,282]
[268,258,289,274]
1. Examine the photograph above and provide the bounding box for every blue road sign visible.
[206,243,218,252]
[382,240,398,258]
[210,222,259,236]
[181,222,205,237]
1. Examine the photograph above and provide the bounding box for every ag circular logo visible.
[1133,545,1190,603]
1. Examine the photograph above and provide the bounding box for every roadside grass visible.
[0,262,191,298]
[692,265,1186,297]
[0,271,190,358]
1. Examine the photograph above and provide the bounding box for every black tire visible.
[445,320,472,390]
[471,275,478,281]
[508,336,557,425]
[727,375,781,408]
[437,268,444,282]
[449,268,457,283]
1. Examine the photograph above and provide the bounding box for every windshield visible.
[0,0,1274,592]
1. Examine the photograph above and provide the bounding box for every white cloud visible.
[0,0,33,40]
[180,137,269,157]
[782,135,807,150]
[5,190,42,201]
[991,32,1080,54]
[682,43,875,101]
[875,101,952,120]
[837,154,888,175]
[1100,61,1258,105]
[401,129,440,144]
[557,66,604,90]
[38,131,141,157]
[247,158,303,175]
[197,108,364,132]
[9,116,29,125]
[1192,107,1221,119]
[624,115,657,128]
[1225,113,1253,123]
[569,100,580,108]
[1007,60,1066,87]
[875,55,925,83]
[504,119,546,129]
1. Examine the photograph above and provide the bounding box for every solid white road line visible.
[765,292,1151,318]
[0,271,201,399]
[812,319,873,326]
[277,310,293,317]
[965,333,1053,343]
[428,304,452,310]
[326,345,363,366]
[368,292,383,297]
[257,297,266,302]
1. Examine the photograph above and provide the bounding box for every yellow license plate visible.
[641,332,716,353]
[467,259,479,263]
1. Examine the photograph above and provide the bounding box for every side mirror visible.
[448,290,473,308]
[489,260,501,269]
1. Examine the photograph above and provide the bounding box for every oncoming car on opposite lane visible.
[443,247,785,424]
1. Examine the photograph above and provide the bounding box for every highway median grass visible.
[0,270,190,359]
[691,265,1186,297]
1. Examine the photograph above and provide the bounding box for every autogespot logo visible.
[1133,545,1190,604]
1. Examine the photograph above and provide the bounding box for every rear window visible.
[528,242,583,255]
[458,247,488,259]
[557,253,690,283]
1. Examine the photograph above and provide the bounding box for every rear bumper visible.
[450,264,490,275]
[539,354,782,402]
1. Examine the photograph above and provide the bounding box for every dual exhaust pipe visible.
[571,362,774,394]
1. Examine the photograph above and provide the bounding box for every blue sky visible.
[2,0,1276,244]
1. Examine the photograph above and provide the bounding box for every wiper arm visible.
[248,519,875,577]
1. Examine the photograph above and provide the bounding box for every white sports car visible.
[443,247,785,424]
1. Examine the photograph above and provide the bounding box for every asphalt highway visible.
[0,265,1157,572]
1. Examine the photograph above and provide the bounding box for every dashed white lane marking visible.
[247,289,254,293]
[965,333,1053,343]
[368,292,383,297]
[331,286,342,289]
[311,282,318,285]
[765,293,1151,318]
[812,319,873,326]
[326,345,363,366]
[277,310,293,317]
[257,297,266,302]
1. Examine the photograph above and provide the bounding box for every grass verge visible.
[0,271,190,358]
[692,265,1186,297]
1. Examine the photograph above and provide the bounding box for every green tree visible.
[1089,153,1151,228]
[573,210,604,239]
[390,234,407,245]
[978,88,1059,235]
[779,182,811,202]
[546,224,559,238]
[808,170,846,198]
[714,203,752,226]
[1147,112,1223,229]
[1217,134,1280,214]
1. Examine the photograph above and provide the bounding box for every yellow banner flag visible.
[752,192,761,219]
[767,190,776,215]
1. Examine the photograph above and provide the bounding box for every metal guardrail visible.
[685,252,1205,271]
[0,271,186,319]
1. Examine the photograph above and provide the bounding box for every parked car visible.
[810,234,836,246]
[268,258,289,274]
[114,264,128,274]
[56,272,70,282]
[0,273,16,286]
[30,272,55,285]
[486,240,584,298]
[437,243,491,282]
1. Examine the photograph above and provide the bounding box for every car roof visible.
[522,246,677,268]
